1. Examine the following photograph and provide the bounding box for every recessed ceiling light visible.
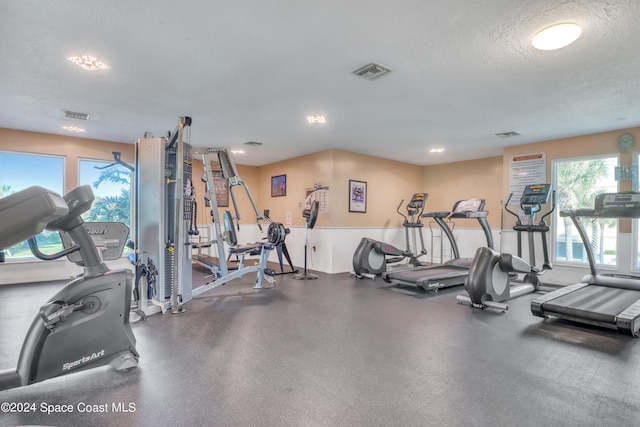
[66,55,110,70]
[307,115,326,124]
[429,147,445,153]
[62,126,86,133]
[532,23,582,51]
[230,149,245,154]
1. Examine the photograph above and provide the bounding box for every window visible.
[78,159,133,229]
[0,152,65,259]
[553,155,618,267]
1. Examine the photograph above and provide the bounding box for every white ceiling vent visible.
[63,110,90,120]
[495,131,520,138]
[244,141,263,146]
[352,62,392,80]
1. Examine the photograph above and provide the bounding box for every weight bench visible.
[190,211,275,296]
[223,210,270,268]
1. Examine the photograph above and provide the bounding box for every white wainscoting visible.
[500,230,633,285]
[2,225,632,284]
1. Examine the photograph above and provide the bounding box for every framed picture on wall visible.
[211,168,229,207]
[349,180,367,213]
[271,174,287,197]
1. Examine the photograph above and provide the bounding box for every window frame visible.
[551,153,620,270]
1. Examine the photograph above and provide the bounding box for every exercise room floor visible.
[1,267,640,426]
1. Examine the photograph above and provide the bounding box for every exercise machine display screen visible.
[407,193,427,210]
[596,192,640,210]
[520,184,551,206]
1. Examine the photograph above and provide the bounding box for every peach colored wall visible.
[254,149,424,228]
[256,150,334,227]
[422,156,503,230]
[0,128,135,193]
[332,149,424,228]
[502,127,639,231]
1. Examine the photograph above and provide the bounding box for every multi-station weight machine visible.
[133,117,282,316]
[190,147,278,290]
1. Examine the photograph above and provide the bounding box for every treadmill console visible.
[520,184,552,206]
[595,192,640,210]
[452,199,485,213]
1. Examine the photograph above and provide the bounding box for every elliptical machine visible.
[0,185,138,391]
[352,193,428,279]
[457,184,555,311]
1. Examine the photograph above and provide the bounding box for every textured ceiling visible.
[1,0,639,166]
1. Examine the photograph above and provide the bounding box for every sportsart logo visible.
[62,350,105,371]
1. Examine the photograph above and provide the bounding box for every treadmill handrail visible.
[423,205,494,258]
[568,214,598,277]
[562,200,640,277]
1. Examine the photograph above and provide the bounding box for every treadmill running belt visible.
[543,285,640,324]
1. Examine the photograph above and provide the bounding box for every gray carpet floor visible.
[1,266,640,426]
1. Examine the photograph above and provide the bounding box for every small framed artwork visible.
[271,174,287,197]
[349,180,367,213]
[210,166,229,207]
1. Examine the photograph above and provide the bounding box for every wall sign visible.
[508,153,546,206]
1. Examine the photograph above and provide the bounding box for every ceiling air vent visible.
[495,131,520,138]
[63,110,90,120]
[352,61,392,80]
[244,141,263,147]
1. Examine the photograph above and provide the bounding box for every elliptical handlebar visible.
[415,198,426,218]
[504,189,555,225]
[540,190,556,226]
[396,199,408,222]
[504,193,521,223]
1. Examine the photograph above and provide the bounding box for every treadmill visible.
[531,192,640,336]
[382,199,493,292]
